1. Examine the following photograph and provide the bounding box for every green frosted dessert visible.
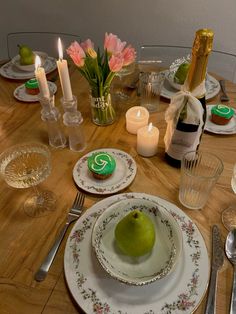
[87,152,116,180]
[211,104,234,125]
[25,78,39,95]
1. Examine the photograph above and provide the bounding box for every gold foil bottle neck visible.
[193,29,214,56]
[186,28,214,93]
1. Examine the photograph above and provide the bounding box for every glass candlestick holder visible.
[63,111,86,152]
[39,94,55,112]
[41,108,67,149]
[60,95,77,113]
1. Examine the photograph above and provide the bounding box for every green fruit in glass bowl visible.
[114,209,156,257]
[174,62,190,85]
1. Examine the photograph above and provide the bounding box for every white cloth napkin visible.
[164,80,205,155]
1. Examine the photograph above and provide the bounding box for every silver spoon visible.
[225,229,236,314]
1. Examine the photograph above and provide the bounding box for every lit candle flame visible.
[136,110,141,118]
[148,122,153,132]
[58,37,63,60]
[35,55,41,70]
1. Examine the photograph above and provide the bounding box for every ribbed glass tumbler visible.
[179,151,224,209]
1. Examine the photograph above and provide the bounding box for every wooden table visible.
[0,65,235,314]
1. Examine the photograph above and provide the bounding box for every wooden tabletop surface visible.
[0,64,236,314]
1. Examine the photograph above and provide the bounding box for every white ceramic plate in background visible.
[204,104,236,134]
[0,56,57,80]
[11,51,48,72]
[161,70,220,100]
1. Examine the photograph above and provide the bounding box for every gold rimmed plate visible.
[64,193,209,314]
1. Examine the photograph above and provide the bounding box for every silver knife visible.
[205,225,224,314]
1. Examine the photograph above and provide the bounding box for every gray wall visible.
[1,0,236,60]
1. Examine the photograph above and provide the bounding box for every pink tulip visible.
[67,41,85,67]
[108,54,124,72]
[104,33,126,55]
[81,39,94,52]
[122,45,136,66]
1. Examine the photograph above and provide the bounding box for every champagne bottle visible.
[164,29,214,168]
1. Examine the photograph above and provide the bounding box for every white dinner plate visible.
[73,148,137,195]
[13,81,57,102]
[64,192,209,314]
[161,70,220,101]
[204,104,236,134]
[92,197,183,286]
[0,56,57,80]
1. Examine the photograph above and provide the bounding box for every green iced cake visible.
[25,78,39,95]
[211,104,234,125]
[87,151,116,180]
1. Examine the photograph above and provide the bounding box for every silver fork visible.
[219,80,230,102]
[34,192,85,282]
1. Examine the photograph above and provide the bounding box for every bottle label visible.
[164,91,205,162]
[166,125,200,160]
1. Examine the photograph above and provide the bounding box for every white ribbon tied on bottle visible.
[164,80,205,157]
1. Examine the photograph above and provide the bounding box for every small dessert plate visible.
[73,148,137,195]
[92,198,183,286]
[13,81,57,102]
[11,51,48,72]
[205,104,236,134]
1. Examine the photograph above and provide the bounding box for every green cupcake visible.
[25,78,39,95]
[87,152,116,180]
[211,104,234,125]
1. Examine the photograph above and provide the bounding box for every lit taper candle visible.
[57,38,73,101]
[35,55,50,99]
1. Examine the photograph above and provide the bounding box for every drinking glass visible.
[0,143,56,217]
[140,72,165,112]
[222,163,236,230]
[179,151,224,209]
[113,62,136,100]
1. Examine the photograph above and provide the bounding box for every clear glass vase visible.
[90,92,116,126]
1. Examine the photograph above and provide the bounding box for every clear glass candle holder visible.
[41,108,67,149]
[63,111,86,152]
[60,95,78,113]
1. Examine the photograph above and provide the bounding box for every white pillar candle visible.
[57,38,73,101]
[35,55,50,99]
[126,106,149,134]
[137,122,159,157]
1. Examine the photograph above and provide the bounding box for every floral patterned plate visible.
[73,148,137,195]
[161,70,220,100]
[204,104,236,134]
[92,197,183,286]
[13,81,57,102]
[0,56,57,80]
[64,193,209,314]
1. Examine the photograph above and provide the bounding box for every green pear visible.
[115,209,156,257]
[174,62,190,85]
[18,44,35,65]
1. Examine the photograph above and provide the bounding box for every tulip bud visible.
[87,48,97,59]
